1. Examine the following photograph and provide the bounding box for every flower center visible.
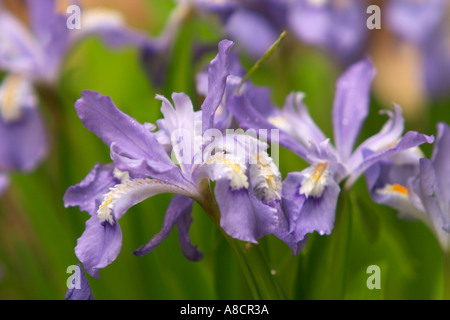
[97,178,180,225]
[249,151,282,203]
[299,162,331,198]
[206,152,249,189]
[377,183,409,196]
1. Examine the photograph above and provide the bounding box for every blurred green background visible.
[0,0,449,300]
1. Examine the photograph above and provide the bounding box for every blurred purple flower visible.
[0,0,153,84]
[0,74,48,196]
[287,0,368,64]
[190,0,287,58]
[228,57,434,244]
[386,0,450,98]
[0,0,156,196]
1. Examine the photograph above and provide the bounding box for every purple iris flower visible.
[386,0,450,98]
[0,0,152,84]
[228,57,434,245]
[366,123,450,252]
[64,40,289,278]
[287,0,368,65]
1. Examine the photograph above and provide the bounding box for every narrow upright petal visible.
[201,39,234,134]
[332,57,375,162]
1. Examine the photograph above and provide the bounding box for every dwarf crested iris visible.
[366,122,450,252]
[63,40,291,278]
[228,57,434,246]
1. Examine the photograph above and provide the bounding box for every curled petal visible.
[348,104,405,172]
[346,131,434,188]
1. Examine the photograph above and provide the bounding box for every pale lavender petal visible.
[74,90,178,178]
[332,57,375,162]
[75,215,122,279]
[416,158,450,250]
[215,180,278,243]
[133,194,203,261]
[64,264,95,300]
[63,163,118,215]
[201,39,234,134]
[431,122,450,214]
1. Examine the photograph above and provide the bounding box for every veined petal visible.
[283,169,340,242]
[201,39,234,134]
[431,122,450,209]
[133,194,203,261]
[215,179,278,243]
[63,163,119,215]
[75,215,122,279]
[416,158,450,251]
[332,57,375,162]
[75,90,177,176]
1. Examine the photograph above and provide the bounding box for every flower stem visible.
[198,184,285,300]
